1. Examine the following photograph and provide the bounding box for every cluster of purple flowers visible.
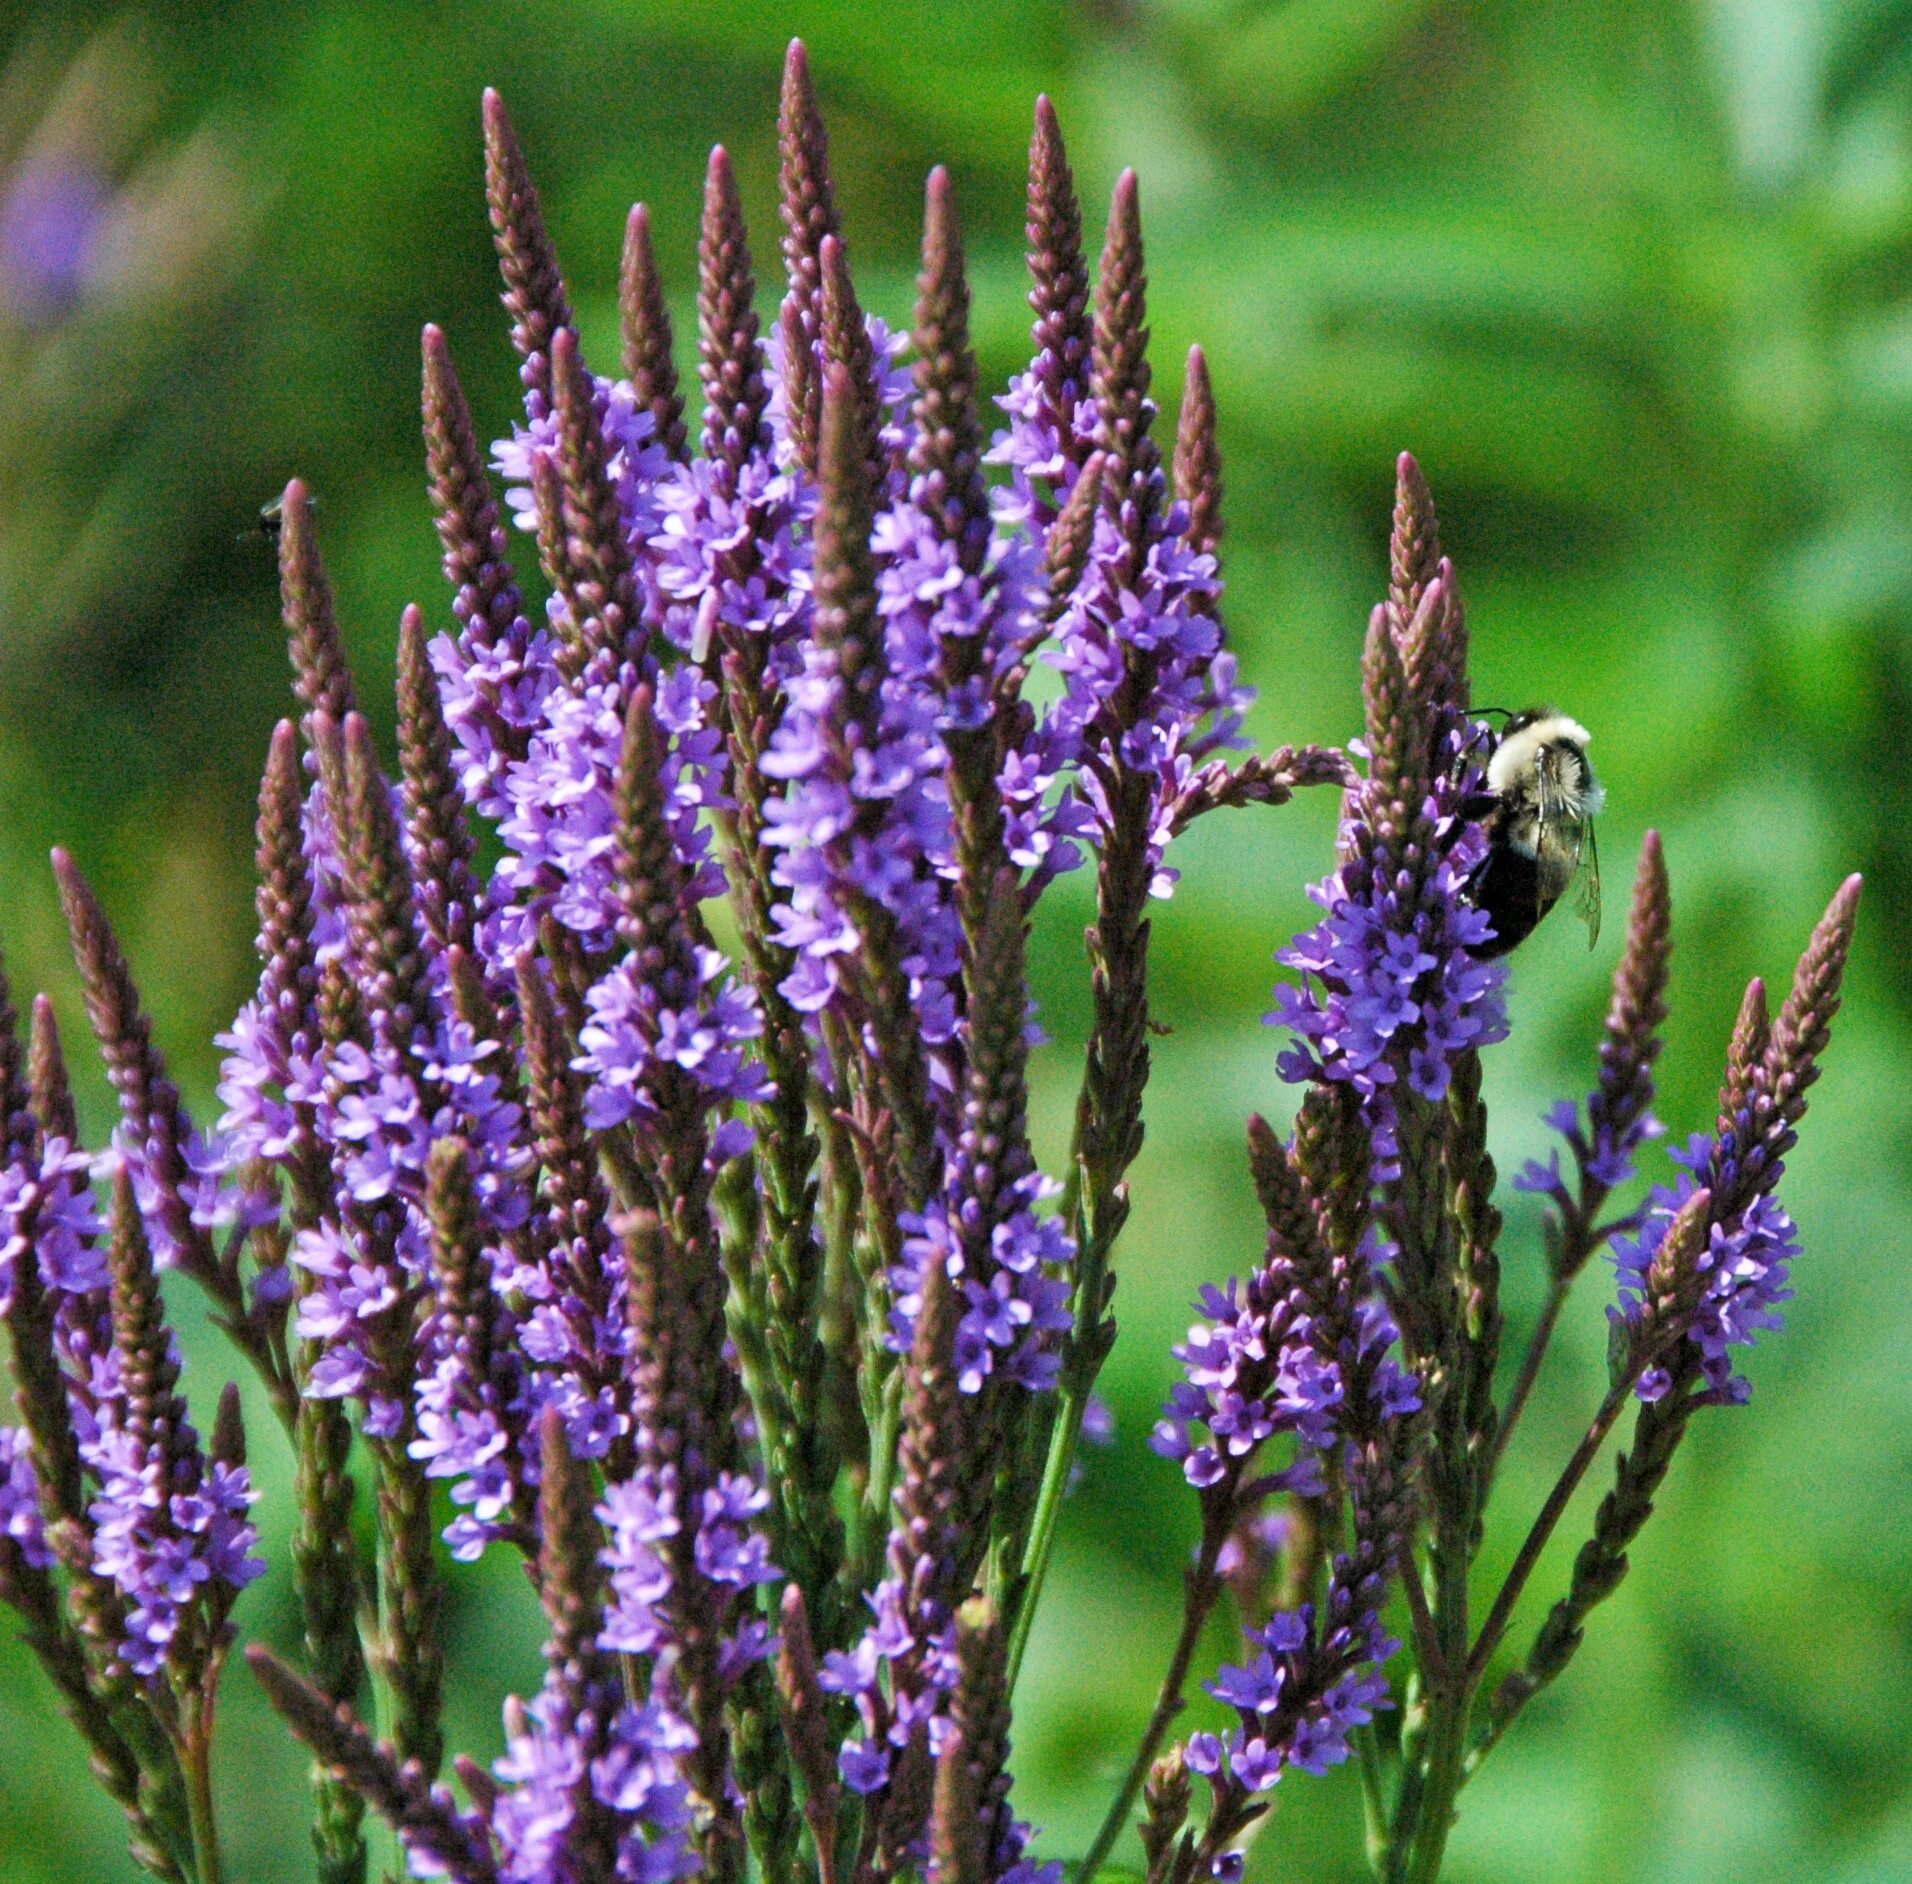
[0,1130,104,1309]
[1611,1136,1800,1405]
[0,1422,49,1567]
[1050,504,1247,896]
[1271,718,1508,1171]
[0,48,1863,1884]
[86,1363,266,1677]
[489,1680,698,1884]
[249,54,1261,1883]
[0,857,271,1701]
[899,1180,1074,1396]
[1152,1277,1343,1483]
[1189,1605,1394,1792]
[1517,1090,1659,1202]
[1151,1117,1420,1809]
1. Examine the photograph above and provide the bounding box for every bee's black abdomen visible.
[1464,845,1555,960]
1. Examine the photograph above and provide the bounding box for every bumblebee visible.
[1463,710,1603,959]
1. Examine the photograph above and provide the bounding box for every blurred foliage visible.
[0,1,1908,1880]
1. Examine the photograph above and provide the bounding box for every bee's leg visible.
[1434,793,1500,862]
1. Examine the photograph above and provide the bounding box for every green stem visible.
[1077,1539,1223,1881]
[852,1370,905,1591]
[1002,1372,1084,1688]
[180,1710,222,1884]
[1397,1686,1469,1884]
[361,1596,406,1884]
[1006,1150,1105,1692]
[1468,1382,1631,1685]
[1395,1543,1443,1687]
[1489,1273,1569,1478]
[1355,1724,1390,1877]
[1391,1510,1474,1878]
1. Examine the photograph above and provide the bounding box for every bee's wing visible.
[1575,818,1601,949]
[1531,811,1588,928]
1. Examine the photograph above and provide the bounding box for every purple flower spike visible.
[1517,831,1672,1230]
[90,1166,264,1681]
[0,69,1867,1884]
[0,1426,52,1570]
[1271,599,1507,1174]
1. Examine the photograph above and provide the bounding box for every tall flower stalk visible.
[0,47,1860,1884]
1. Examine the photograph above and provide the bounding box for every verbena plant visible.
[0,43,1861,1884]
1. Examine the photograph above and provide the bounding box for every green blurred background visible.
[1,1,1907,1878]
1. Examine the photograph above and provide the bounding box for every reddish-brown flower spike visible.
[424,1141,493,1375]
[1359,596,1428,821]
[928,1727,984,1884]
[211,1380,247,1471]
[1389,453,1469,715]
[620,203,687,463]
[306,708,349,844]
[819,234,885,502]
[1590,830,1673,1157]
[483,87,574,418]
[27,993,78,1148]
[1162,742,1359,835]
[105,1164,186,1497]
[1708,876,1860,1217]
[527,448,574,647]
[1,1084,87,1526]
[951,869,1035,1246]
[780,294,822,478]
[1762,873,1863,1137]
[1439,572,1471,711]
[396,604,481,957]
[697,145,769,475]
[1388,451,1442,634]
[778,38,839,325]
[0,949,32,1164]
[1717,976,1770,1144]
[811,362,884,730]
[1173,344,1222,562]
[618,1205,674,1458]
[1397,552,1460,733]
[1026,95,1092,444]
[1091,168,1159,564]
[888,1246,966,1627]
[809,363,939,1208]
[1042,449,1104,626]
[278,477,358,725]
[533,1408,617,1699]
[257,721,318,1020]
[342,713,433,1049]
[550,326,644,675]
[1139,1747,1192,1880]
[516,954,618,1343]
[911,167,990,577]
[535,914,595,1045]
[453,1756,498,1822]
[1640,1183,1715,1342]
[528,1426,620,1884]
[247,1648,502,1884]
[779,43,847,480]
[422,323,527,659]
[614,684,696,987]
[1245,1116,1336,1318]
[950,1597,1016,1880]
[52,848,216,1285]
[774,1584,840,1860]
